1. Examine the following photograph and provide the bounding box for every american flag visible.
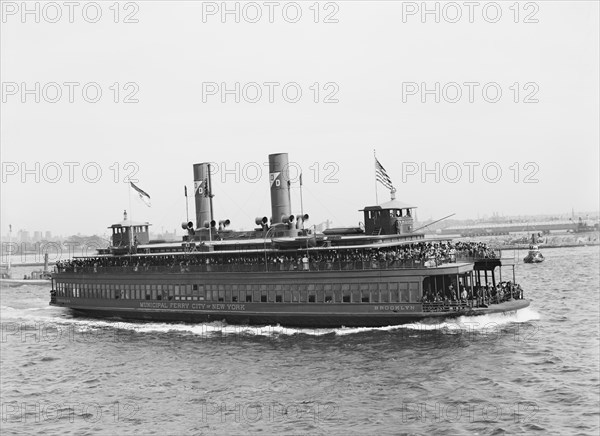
[375,157,394,191]
[130,182,151,207]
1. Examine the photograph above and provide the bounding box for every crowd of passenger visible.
[55,241,498,273]
[422,281,524,307]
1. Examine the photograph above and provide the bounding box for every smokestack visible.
[268,153,292,224]
[193,163,211,230]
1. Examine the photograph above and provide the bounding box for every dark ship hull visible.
[58,298,529,328]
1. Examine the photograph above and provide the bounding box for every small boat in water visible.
[1,277,52,287]
[1,268,52,287]
[1,247,52,287]
[523,245,544,263]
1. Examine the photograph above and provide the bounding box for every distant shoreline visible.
[496,242,600,251]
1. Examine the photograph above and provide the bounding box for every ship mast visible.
[208,163,214,241]
[7,224,12,274]
[373,149,378,205]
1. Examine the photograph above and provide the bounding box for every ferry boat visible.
[50,153,529,327]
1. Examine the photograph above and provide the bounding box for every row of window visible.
[112,226,148,234]
[54,281,421,303]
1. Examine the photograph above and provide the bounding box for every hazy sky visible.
[1,1,599,236]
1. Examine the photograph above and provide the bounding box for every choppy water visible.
[1,246,599,435]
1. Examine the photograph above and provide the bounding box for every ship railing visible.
[55,257,473,275]
[454,251,500,262]
[57,252,507,275]
[422,301,472,312]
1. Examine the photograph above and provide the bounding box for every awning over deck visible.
[423,262,474,276]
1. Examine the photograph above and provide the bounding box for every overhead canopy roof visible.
[108,220,151,229]
[360,199,417,211]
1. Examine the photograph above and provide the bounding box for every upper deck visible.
[55,239,508,276]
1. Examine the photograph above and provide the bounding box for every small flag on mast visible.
[130,182,151,207]
[375,157,394,191]
[184,186,188,197]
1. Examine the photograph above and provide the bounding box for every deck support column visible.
[442,275,446,299]
[470,271,474,308]
[484,270,489,305]
[456,273,459,302]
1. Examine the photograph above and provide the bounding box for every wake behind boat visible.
[50,153,530,327]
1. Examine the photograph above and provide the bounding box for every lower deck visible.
[50,263,488,305]
[50,263,524,327]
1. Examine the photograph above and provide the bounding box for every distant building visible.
[45,231,52,240]
[18,230,30,243]
[33,231,42,241]
[441,219,596,236]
